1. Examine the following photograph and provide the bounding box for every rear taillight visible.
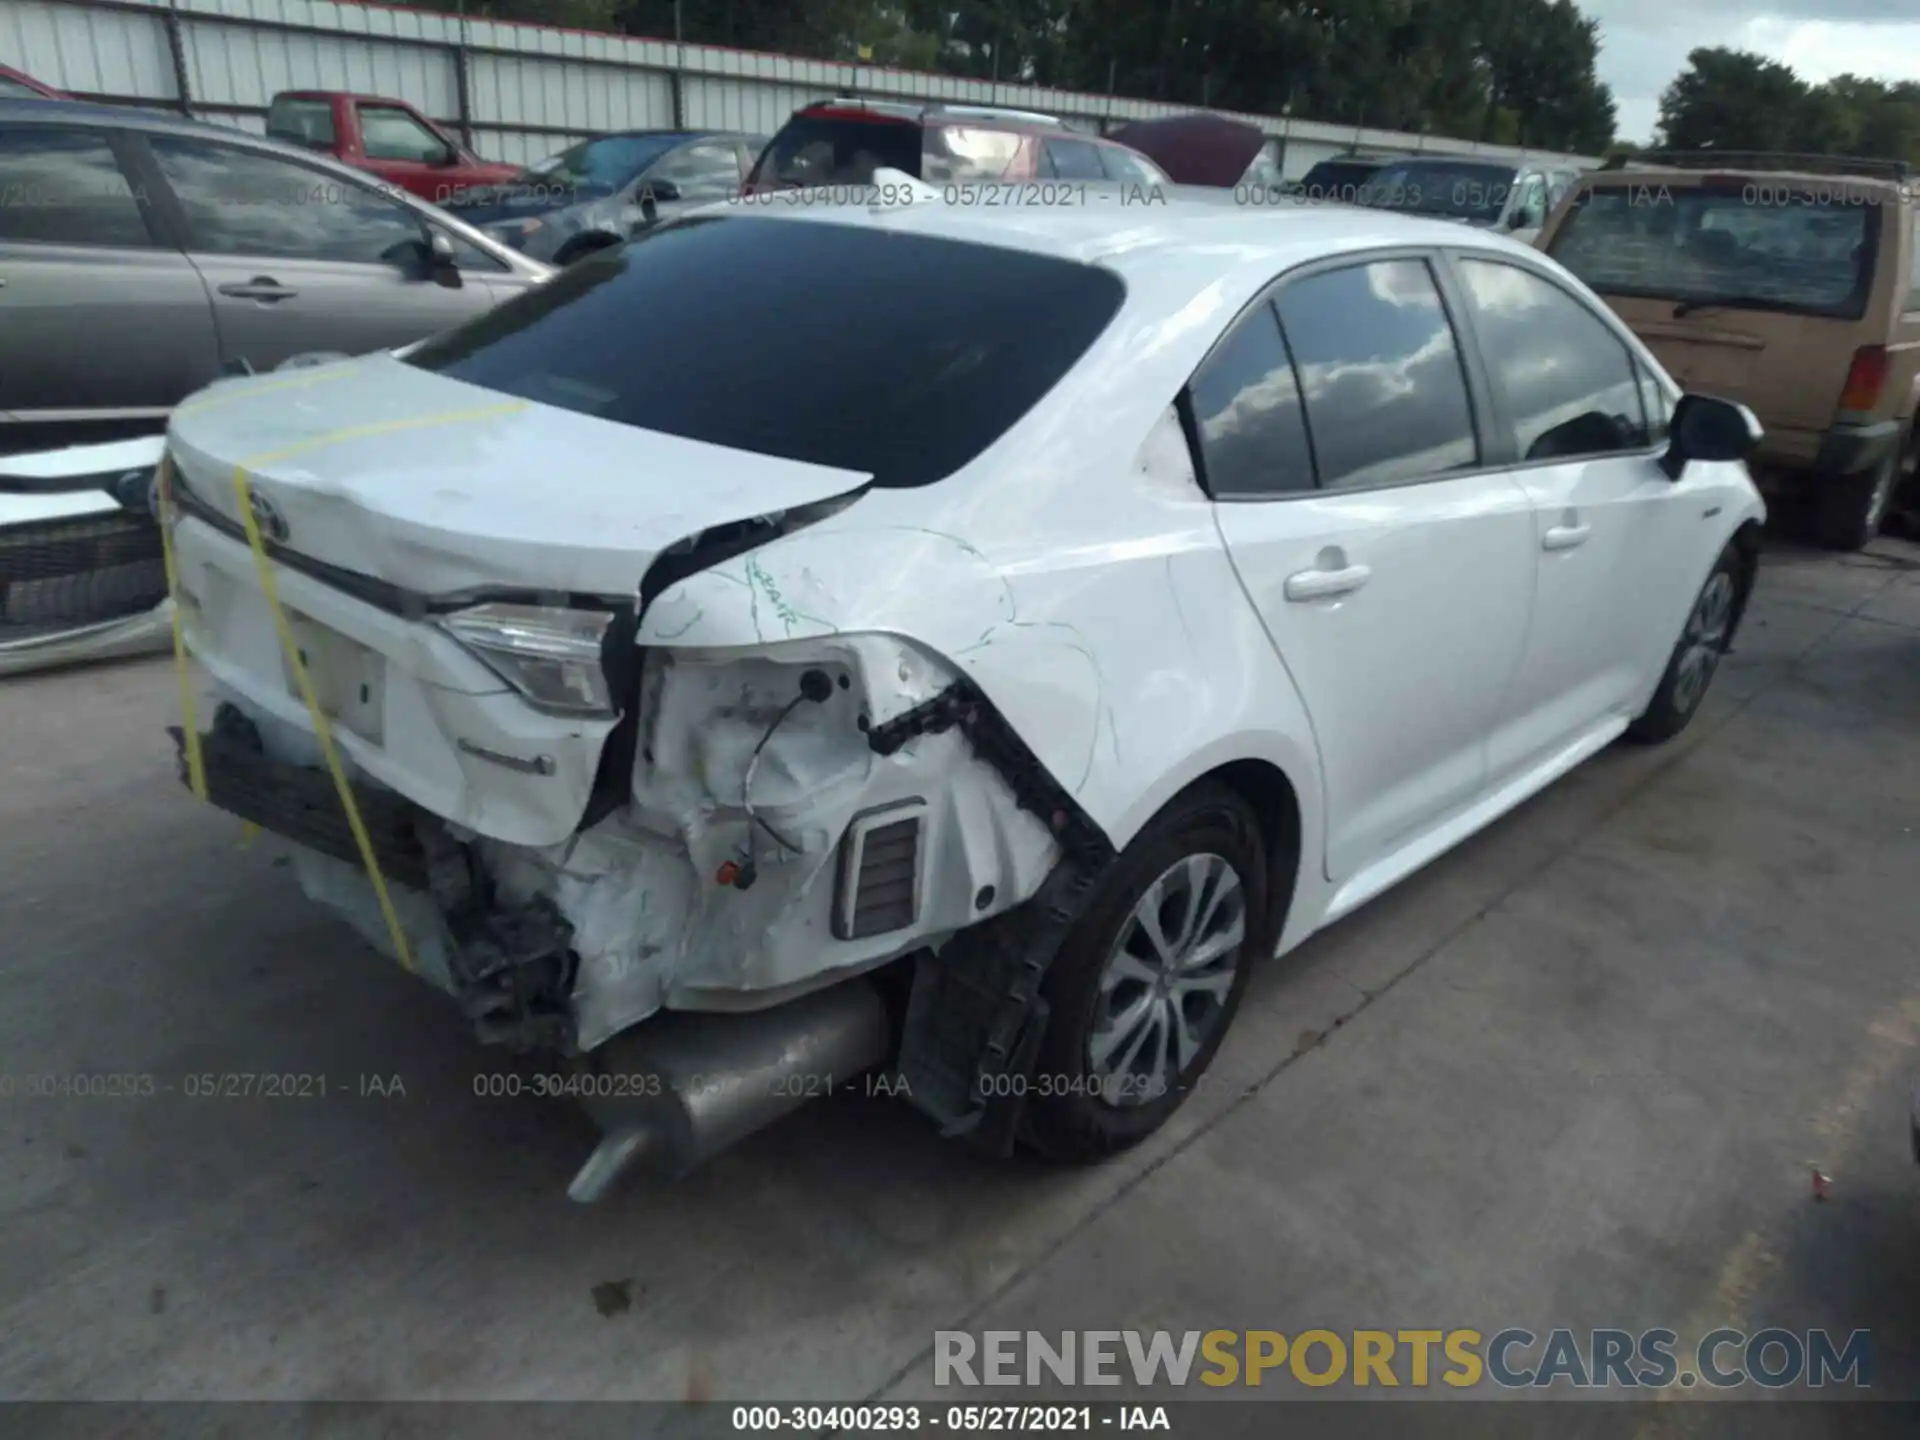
[1838,345,1889,413]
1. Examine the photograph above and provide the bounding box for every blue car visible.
[440,130,766,266]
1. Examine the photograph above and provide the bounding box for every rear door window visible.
[1273,258,1480,488]
[749,111,922,188]
[404,216,1126,489]
[1042,138,1106,181]
[1186,303,1315,498]
[1549,184,1877,320]
[0,127,152,247]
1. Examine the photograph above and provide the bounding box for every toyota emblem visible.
[248,489,290,544]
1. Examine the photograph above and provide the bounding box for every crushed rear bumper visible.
[172,702,580,1051]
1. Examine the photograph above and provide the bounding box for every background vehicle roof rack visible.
[1603,150,1912,180]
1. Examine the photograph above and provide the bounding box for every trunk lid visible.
[1107,115,1266,188]
[164,355,873,600]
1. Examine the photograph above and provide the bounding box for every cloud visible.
[1582,1,1920,143]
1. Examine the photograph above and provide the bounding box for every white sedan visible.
[158,185,1765,1197]
[1,438,173,679]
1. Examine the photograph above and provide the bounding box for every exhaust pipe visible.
[566,979,891,1202]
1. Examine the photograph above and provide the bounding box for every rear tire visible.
[1811,453,1897,552]
[1021,781,1265,1163]
[1627,542,1742,745]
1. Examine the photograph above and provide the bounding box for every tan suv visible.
[1539,151,1920,549]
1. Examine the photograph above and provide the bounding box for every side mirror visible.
[426,229,462,289]
[431,146,462,168]
[1660,393,1762,479]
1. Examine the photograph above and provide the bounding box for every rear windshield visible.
[1548,184,1877,320]
[747,112,924,189]
[1362,160,1518,221]
[1295,160,1380,203]
[404,216,1126,488]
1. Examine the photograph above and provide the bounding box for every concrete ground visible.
[2,532,1918,1419]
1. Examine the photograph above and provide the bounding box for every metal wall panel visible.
[2,0,175,100]
[184,19,455,114]
[683,75,813,137]
[0,0,1600,170]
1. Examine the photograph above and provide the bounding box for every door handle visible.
[1283,563,1372,602]
[1542,522,1591,551]
[218,278,298,302]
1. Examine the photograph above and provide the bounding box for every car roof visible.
[273,91,425,106]
[794,99,1075,134]
[1581,161,1909,194]
[1372,154,1520,169]
[0,95,265,137]
[580,128,743,142]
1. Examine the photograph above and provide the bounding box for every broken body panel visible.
[159,243,1331,1058]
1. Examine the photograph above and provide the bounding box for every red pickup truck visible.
[264,91,520,203]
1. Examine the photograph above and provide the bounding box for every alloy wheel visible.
[1671,569,1734,717]
[1087,852,1247,1108]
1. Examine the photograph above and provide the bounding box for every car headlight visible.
[439,603,616,716]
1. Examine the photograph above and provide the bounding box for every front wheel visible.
[1627,543,1742,745]
[1021,781,1266,1162]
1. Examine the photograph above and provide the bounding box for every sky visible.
[1583,0,1920,143]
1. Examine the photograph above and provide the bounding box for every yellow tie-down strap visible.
[157,398,530,978]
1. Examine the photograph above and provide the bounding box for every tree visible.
[406,0,1619,152]
[1656,49,1920,164]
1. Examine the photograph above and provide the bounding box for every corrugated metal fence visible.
[0,0,1600,174]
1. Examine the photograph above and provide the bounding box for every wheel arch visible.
[1208,756,1304,958]
[1109,742,1319,962]
[1727,515,1765,645]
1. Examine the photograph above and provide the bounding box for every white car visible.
[2,437,173,679]
[159,187,1766,1198]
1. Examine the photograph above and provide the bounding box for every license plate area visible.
[282,608,386,745]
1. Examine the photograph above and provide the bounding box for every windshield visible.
[403,217,1126,489]
[1549,184,1876,320]
[747,113,924,189]
[1362,160,1519,222]
[515,133,685,197]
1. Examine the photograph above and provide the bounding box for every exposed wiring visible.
[742,695,806,855]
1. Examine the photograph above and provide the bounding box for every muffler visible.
[565,978,891,1202]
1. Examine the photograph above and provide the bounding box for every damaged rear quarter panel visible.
[500,631,1064,1044]
[635,411,1326,904]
